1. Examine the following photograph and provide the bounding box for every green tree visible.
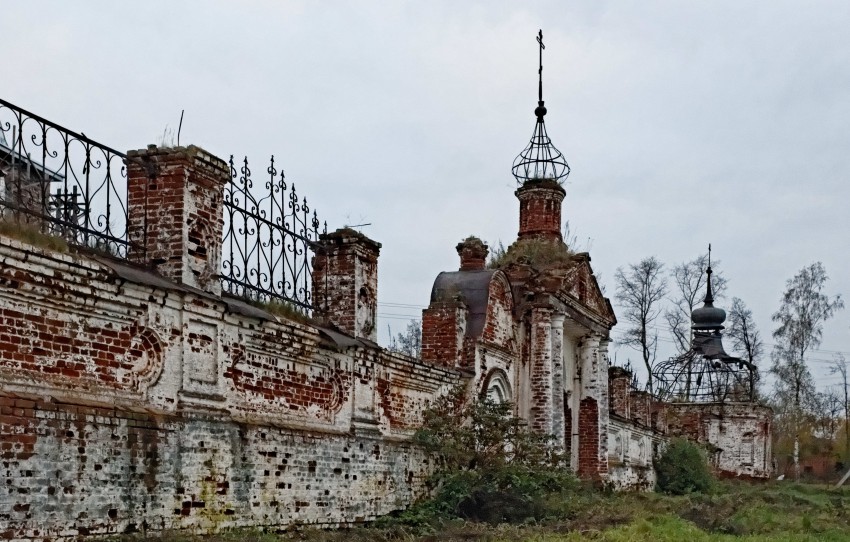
[771,262,844,480]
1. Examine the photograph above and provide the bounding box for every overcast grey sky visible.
[4,1,850,389]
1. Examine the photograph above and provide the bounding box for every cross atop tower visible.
[537,29,545,103]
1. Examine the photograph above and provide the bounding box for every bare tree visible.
[830,354,850,462]
[614,256,668,395]
[772,261,844,480]
[664,253,728,353]
[387,319,422,358]
[727,297,764,395]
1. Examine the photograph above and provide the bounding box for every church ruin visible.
[0,34,770,539]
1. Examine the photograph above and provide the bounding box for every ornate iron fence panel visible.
[0,98,135,257]
[221,155,325,312]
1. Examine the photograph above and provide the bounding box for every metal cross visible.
[537,29,545,102]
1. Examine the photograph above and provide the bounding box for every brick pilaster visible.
[126,145,229,293]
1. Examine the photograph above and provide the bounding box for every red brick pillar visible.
[608,366,632,419]
[126,145,229,294]
[529,307,554,434]
[421,300,468,367]
[630,391,652,426]
[516,178,565,242]
[311,228,381,341]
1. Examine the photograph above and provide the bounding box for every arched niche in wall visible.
[481,368,512,404]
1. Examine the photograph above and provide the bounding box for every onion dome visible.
[691,246,726,331]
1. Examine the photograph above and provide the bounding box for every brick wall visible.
[607,417,659,491]
[629,390,652,427]
[604,366,772,481]
[0,236,460,539]
[666,402,772,479]
[0,395,432,538]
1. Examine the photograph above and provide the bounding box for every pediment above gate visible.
[554,253,616,327]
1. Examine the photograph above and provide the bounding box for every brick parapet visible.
[629,390,653,427]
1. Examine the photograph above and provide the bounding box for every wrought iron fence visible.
[0,98,135,257]
[221,155,326,312]
[0,99,326,310]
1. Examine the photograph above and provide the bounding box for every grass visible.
[487,238,573,270]
[111,481,850,541]
[0,219,68,252]
[249,297,324,327]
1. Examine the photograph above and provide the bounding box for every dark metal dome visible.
[691,250,725,331]
[691,304,726,331]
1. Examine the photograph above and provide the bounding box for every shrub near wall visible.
[654,438,714,495]
[398,388,577,525]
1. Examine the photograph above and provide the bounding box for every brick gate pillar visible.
[311,227,381,341]
[126,145,229,294]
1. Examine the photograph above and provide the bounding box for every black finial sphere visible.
[534,104,547,118]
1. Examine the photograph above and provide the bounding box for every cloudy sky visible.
[4,1,850,389]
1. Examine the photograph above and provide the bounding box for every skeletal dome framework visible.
[511,29,570,185]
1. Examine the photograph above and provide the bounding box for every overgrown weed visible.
[0,219,68,252]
